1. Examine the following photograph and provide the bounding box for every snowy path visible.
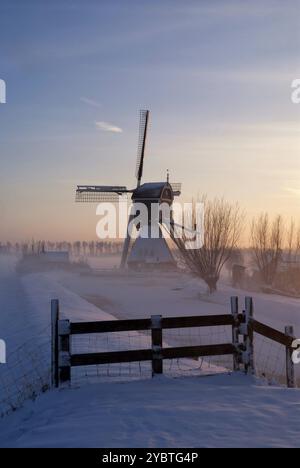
[51,269,300,331]
[0,373,300,448]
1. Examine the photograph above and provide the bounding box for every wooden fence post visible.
[231,296,240,372]
[51,299,59,388]
[58,319,71,386]
[285,326,295,388]
[244,297,255,375]
[151,315,163,376]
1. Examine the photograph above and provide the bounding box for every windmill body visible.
[75,110,181,269]
[127,181,175,269]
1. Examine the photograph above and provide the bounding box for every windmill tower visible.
[75,110,182,269]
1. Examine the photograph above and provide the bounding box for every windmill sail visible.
[135,110,150,187]
[76,185,129,203]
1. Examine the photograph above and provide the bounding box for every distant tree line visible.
[0,240,124,257]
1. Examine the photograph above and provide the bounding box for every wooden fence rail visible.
[69,314,236,335]
[251,319,293,347]
[51,296,298,389]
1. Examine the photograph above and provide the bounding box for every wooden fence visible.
[51,296,297,388]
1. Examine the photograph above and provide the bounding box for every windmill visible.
[75,110,182,269]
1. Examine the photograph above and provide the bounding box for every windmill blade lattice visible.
[75,186,129,203]
[135,110,150,186]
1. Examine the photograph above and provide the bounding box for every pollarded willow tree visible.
[171,197,243,294]
[251,213,284,286]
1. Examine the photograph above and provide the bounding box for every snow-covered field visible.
[1,253,300,448]
[46,257,300,383]
[1,373,300,448]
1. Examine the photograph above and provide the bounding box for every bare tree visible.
[171,197,243,293]
[286,218,300,263]
[251,214,284,286]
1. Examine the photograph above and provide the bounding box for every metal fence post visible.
[245,297,255,375]
[151,315,163,376]
[58,319,71,386]
[51,299,59,388]
[231,296,240,372]
[285,326,295,388]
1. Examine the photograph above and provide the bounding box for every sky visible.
[0,0,300,242]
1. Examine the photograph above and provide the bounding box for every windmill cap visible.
[132,182,173,201]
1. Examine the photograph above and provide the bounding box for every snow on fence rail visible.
[51,296,298,388]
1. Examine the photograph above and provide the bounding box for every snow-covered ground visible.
[1,253,300,447]
[1,373,300,448]
[44,258,300,383]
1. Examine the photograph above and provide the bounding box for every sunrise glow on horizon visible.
[0,0,300,242]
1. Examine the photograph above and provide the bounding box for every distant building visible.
[232,264,246,288]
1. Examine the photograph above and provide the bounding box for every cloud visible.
[80,97,101,108]
[95,121,123,133]
[284,187,300,197]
